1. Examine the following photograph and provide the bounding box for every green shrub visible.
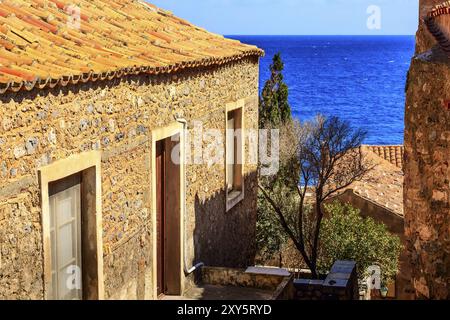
[319,202,402,283]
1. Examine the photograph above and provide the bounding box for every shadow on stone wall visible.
[193,171,258,271]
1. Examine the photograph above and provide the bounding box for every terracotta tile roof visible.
[363,145,404,169]
[0,0,263,93]
[425,2,450,54]
[336,146,404,217]
[429,1,450,17]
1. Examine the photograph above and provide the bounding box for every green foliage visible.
[259,53,292,128]
[256,177,300,263]
[319,202,402,283]
[256,191,288,264]
[256,122,298,264]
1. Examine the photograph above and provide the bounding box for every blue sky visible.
[150,0,419,35]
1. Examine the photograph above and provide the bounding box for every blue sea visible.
[229,36,416,145]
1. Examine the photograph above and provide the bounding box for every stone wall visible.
[405,0,450,300]
[201,267,286,291]
[404,50,450,299]
[0,56,260,299]
[293,261,359,301]
[201,266,294,300]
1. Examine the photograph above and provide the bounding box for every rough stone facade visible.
[404,0,450,300]
[0,57,260,299]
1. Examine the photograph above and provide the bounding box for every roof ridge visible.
[361,145,404,170]
[138,0,174,17]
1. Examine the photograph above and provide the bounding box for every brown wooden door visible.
[156,140,166,296]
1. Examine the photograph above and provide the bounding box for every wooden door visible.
[156,140,166,296]
[49,173,83,300]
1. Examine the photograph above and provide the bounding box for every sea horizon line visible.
[226,34,415,37]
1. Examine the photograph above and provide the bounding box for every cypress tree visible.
[259,53,292,128]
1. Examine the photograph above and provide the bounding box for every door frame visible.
[151,122,185,299]
[38,151,104,300]
[155,139,166,296]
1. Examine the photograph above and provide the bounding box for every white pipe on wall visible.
[176,117,205,275]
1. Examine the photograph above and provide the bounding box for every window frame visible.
[38,151,104,300]
[225,99,245,212]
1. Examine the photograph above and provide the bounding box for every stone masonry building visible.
[404,0,450,300]
[0,0,263,299]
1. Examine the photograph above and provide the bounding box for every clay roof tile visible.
[0,0,263,93]
[426,1,450,54]
[335,145,405,217]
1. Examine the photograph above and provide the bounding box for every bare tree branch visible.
[258,115,370,278]
[258,183,314,270]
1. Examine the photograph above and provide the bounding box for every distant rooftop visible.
[364,145,404,169]
[335,145,404,217]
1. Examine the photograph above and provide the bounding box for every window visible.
[226,104,244,211]
[227,112,236,192]
[49,173,83,300]
[39,151,104,300]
